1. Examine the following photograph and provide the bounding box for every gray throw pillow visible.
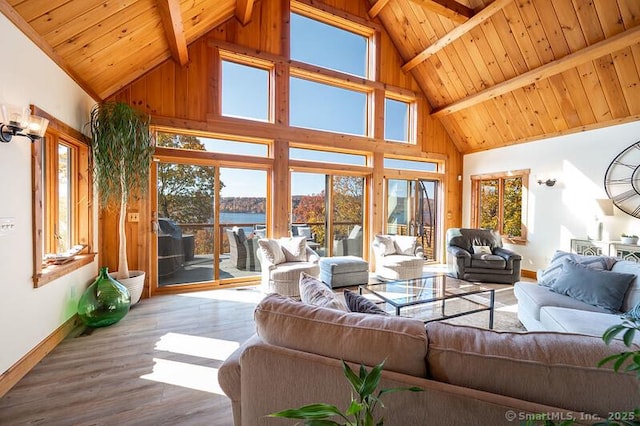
[343,289,389,315]
[539,250,617,287]
[549,259,635,313]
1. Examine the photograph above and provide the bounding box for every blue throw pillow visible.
[343,289,389,315]
[539,250,617,287]
[550,259,635,313]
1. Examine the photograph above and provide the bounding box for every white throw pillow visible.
[258,239,286,265]
[473,245,492,255]
[278,236,307,262]
[374,235,396,256]
[393,236,418,255]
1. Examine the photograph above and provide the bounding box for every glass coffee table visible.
[359,274,495,328]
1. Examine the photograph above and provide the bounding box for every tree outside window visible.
[472,170,528,241]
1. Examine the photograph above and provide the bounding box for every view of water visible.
[220,212,266,224]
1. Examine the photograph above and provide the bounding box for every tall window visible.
[384,97,411,142]
[471,170,529,240]
[34,110,93,287]
[290,12,369,78]
[221,59,270,122]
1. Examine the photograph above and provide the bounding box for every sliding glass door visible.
[386,179,438,262]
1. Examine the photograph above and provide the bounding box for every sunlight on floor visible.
[155,332,240,361]
[497,304,518,313]
[178,287,265,303]
[140,358,226,395]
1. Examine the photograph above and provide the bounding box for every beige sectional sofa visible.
[514,255,640,343]
[218,294,638,425]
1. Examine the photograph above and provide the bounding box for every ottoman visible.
[319,256,370,288]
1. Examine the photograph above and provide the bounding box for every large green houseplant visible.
[90,101,154,304]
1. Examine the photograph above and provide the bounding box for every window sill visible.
[33,253,96,288]
[502,237,527,246]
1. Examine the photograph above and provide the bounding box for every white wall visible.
[0,15,96,374]
[463,120,640,273]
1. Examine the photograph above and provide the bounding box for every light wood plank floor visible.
[0,275,524,425]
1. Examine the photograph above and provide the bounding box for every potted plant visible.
[90,101,154,304]
[621,234,639,245]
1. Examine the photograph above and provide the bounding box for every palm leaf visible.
[269,403,344,420]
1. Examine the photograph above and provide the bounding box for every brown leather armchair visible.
[446,228,521,284]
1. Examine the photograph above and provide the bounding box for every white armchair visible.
[372,235,424,280]
[257,237,320,297]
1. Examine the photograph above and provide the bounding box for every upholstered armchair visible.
[333,225,363,257]
[372,235,424,280]
[446,228,522,284]
[257,237,320,297]
[226,227,260,271]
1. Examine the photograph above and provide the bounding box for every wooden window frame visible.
[384,93,417,144]
[470,169,529,244]
[32,106,95,288]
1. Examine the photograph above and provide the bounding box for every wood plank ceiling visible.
[1,0,639,153]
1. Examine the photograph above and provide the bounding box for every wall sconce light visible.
[537,178,557,187]
[0,104,49,143]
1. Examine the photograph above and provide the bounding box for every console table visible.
[570,238,640,263]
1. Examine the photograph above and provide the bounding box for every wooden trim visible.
[402,0,512,72]
[291,0,381,35]
[290,62,374,93]
[369,0,390,19]
[521,269,536,279]
[432,24,640,117]
[289,159,372,176]
[0,314,83,398]
[470,168,530,180]
[408,0,474,24]
[154,114,426,156]
[34,254,96,288]
[157,0,189,66]
[235,0,256,26]
[0,1,101,100]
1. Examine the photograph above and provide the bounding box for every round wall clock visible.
[604,140,640,218]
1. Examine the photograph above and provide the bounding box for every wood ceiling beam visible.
[157,0,188,67]
[409,0,474,24]
[235,0,255,26]
[432,24,640,118]
[369,0,390,18]
[0,0,101,101]
[402,0,512,72]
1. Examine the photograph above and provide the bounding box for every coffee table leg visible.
[489,289,495,329]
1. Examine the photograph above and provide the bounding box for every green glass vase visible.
[78,267,131,327]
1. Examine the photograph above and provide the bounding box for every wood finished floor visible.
[0,275,524,426]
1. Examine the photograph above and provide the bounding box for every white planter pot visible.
[621,237,639,245]
[110,271,146,305]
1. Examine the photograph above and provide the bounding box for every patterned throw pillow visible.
[258,239,286,265]
[299,272,349,312]
[278,236,307,262]
[343,289,389,315]
[539,250,617,287]
[473,245,492,255]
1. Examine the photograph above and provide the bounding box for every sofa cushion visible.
[255,293,428,377]
[343,289,388,315]
[470,254,506,269]
[279,236,308,262]
[538,250,616,287]
[258,239,286,265]
[513,282,607,321]
[299,272,349,312]
[610,260,640,312]
[425,322,639,417]
[540,306,640,344]
[549,259,634,313]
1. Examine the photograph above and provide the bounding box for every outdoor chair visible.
[226,227,261,271]
[333,225,363,257]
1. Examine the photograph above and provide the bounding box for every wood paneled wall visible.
[103,0,462,293]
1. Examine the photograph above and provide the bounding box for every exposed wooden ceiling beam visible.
[369,0,390,18]
[157,0,188,66]
[0,0,101,101]
[409,0,473,24]
[432,24,640,117]
[402,0,512,72]
[236,0,255,25]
